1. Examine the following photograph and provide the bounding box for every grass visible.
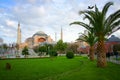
[0,56,120,80]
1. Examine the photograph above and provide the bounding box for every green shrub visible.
[49,50,58,57]
[66,51,74,59]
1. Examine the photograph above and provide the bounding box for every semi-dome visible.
[25,37,33,42]
[33,31,48,37]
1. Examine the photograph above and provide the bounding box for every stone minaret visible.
[17,22,21,44]
[55,32,57,42]
[61,27,63,41]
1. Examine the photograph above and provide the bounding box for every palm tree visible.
[70,2,120,67]
[77,31,98,61]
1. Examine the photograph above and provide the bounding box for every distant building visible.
[105,35,120,52]
[107,35,120,42]
[0,38,3,45]
[77,35,120,54]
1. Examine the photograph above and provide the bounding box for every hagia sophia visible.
[25,31,54,48]
[17,22,61,49]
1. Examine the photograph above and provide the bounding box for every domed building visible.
[105,35,120,52]
[25,31,53,48]
[108,35,120,42]
[16,22,54,49]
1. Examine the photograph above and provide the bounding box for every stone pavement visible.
[107,56,120,64]
[81,54,120,65]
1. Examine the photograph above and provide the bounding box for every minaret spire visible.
[17,22,21,44]
[18,21,20,27]
[61,27,63,41]
[55,32,57,42]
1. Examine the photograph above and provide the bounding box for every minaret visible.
[55,32,57,42]
[17,22,21,44]
[61,27,63,41]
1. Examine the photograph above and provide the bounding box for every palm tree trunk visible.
[89,46,94,61]
[97,40,107,67]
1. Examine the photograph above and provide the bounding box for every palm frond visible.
[105,9,120,26]
[102,2,113,17]
[104,9,120,36]
[83,14,95,26]
[111,20,120,29]
[95,4,99,16]
[77,31,98,46]
[107,27,120,36]
[70,21,92,31]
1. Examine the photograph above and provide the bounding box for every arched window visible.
[38,38,46,42]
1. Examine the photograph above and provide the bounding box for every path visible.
[81,54,120,65]
[107,56,120,64]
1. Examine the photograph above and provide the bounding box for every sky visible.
[0,0,120,44]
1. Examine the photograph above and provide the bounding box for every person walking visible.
[114,51,118,60]
[106,52,111,60]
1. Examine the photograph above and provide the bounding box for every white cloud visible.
[0,0,120,43]
[6,20,16,27]
[112,30,120,38]
[27,0,36,3]
[0,27,16,38]
[3,33,16,38]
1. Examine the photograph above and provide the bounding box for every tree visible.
[1,44,8,55]
[49,50,58,57]
[22,46,29,58]
[67,43,79,54]
[55,40,67,54]
[38,46,47,56]
[44,43,54,55]
[77,31,98,61]
[70,2,120,67]
[2,44,8,50]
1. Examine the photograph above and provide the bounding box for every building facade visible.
[25,31,53,48]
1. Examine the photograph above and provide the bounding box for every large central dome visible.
[33,31,48,37]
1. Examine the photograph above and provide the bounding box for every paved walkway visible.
[107,56,120,64]
[81,54,120,65]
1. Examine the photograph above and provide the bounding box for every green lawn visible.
[0,56,120,80]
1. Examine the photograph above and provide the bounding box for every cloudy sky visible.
[0,0,120,43]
